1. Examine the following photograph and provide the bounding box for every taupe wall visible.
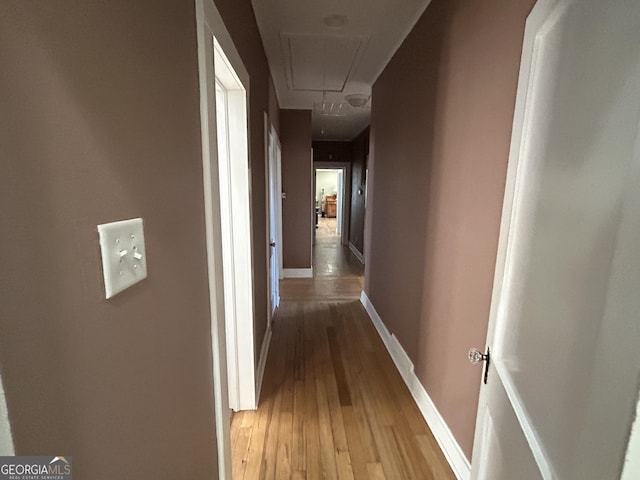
[280,110,313,269]
[366,0,535,459]
[0,2,217,478]
[349,128,369,255]
[312,141,352,163]
[212,0,280,362]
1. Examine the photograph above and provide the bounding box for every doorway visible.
[195,1,260,477]
[266,117,282,317]
[313,163,350,246]
[213,40,256,414]
[311,162,364,279]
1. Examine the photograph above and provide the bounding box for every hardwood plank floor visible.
[231,236,456,479]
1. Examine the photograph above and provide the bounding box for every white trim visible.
[622,389,640,480]
[195,0,255,476]
[348,242,364,264]
[198,0,249,86]
[0,378,14,455]
[264,113,273,324]
[360,291,471,480]
[255,325,273,404]
[277,140,284,280]
[313,161,352,247]
[283,268,313,278]
[494,362,554,479]
[621,118,640,480]
[265,114,283,316]
[195,1,232,476]
[214,45,257,413]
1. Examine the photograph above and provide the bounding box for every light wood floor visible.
[231,236,456,479]
[316,217,339,237]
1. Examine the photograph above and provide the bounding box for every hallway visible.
[230,229,456,479]
[313,217,364,279]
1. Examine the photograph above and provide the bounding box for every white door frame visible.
[214,41,257,415]
[313,161,351,246]
[622,392,640,479]
[273,127,283,281]
[264,113,283,308]
[0,378,14,455]
[336,169,344,236]
[256,113,280,400]
[195,0,257,477]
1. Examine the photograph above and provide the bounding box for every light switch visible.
[97,218,147,299]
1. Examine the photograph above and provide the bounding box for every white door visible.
[471,1,640,479]
[337,169,343,235]
[213,43,257,413]
[268,125,282,315]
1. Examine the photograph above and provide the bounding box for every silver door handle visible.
[270,242,276,247]
[469,347,491,384]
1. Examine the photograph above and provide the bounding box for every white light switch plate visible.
[97,218,147,299]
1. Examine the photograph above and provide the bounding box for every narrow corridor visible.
[230,224,456,479]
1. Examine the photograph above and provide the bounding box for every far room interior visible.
[315,168,343,235]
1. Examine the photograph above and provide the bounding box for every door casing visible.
[195,0,257,477]
[313,161,352,247]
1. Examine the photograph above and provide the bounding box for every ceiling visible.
[251,0,431,141]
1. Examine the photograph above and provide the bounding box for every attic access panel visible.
[281,33,369,92]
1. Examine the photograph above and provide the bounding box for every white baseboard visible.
[360,291,471,480]
[283,268,313,278]
[255,325,272,405]
[348,242,365,264]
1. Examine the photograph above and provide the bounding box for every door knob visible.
[468,347,491,384]
[468,347,489,364]
[270,241,276,247]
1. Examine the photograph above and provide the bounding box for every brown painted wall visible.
[312,141,352,163]
[280,110,313,269]
[212,0,279,362]
[349,128,369,255]
[0,2,217,478]
[367,0,535,459]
